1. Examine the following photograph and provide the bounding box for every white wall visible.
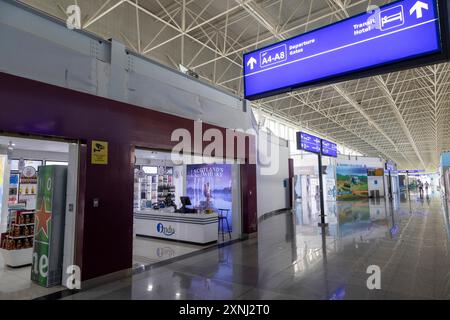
[368,176,385,197]
[257,136,290,217]
[337,155,385,168]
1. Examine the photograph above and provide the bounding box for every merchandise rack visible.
[0,209,35,267]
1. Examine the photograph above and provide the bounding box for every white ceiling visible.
[17,0,450,171]
[0,136,69,153]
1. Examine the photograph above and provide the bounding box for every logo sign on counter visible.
[91,140,108,165]
[244,0,442,99]
[297,132,321,154]
[157,223,175,236]
[321,139,338,158]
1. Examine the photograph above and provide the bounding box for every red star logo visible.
[35,201,51,238]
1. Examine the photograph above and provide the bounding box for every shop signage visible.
[321,139,338,158]
[297,132,321,154]
[91,140,108,165]
[243,0,442,99]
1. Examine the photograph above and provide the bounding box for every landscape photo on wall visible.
[336,165,368,200]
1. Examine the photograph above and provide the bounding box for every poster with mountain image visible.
[186,164,232,232]
[336,165,368,200]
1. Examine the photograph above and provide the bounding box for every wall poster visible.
[336,165,368,200]
[186,164,233,231]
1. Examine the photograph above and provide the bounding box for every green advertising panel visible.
[336,165,368,200]
[31,166,67,287]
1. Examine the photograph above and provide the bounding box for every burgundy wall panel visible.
[240,164,257,234]
[0,72,258,280]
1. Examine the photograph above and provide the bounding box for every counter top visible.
[134,209,218,220]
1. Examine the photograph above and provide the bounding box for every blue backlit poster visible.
[186,164,232,232]
[244,0,441,99]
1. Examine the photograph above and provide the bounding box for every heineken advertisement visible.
[31,166,67,287]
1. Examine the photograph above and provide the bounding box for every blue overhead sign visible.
[398,170,426,173]
[385,162,396,171]
[297,132,321,154]
[244,0,442,100]
[321,139,338,158]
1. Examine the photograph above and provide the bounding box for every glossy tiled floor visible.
[0,259,64,300]
[64,191,450,300]
[133,236,207,267]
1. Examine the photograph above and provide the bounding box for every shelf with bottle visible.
[1,210,35,252]
[20,177,38,185]
[19,184,37,196]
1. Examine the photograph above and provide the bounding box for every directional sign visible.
[398,169,426,173]
[297,132,321,154]
[321,139,338,158]
[385,162,396,171]
[243,0,442,100]
[410,1,429,18]
[247,57,257,70]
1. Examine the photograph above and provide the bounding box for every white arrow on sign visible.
[247,57,257,70]
[410,1,429,19]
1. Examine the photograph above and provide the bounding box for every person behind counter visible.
[164,193,176,209]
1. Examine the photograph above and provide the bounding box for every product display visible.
[0,210,35,251]
[134,166,175,210]
[8,174,19,205]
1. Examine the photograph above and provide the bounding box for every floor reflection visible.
[64,191,450,300]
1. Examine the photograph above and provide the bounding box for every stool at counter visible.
[217,209,231,241]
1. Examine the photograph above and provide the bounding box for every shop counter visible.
[134,209,219,244]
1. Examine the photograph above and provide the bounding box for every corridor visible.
[60,191,450,300]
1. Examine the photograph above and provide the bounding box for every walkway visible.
[63,192,450,300]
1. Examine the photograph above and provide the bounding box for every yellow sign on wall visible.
[91,141,108,165]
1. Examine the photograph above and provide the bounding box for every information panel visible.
[297,132,321,154]
[321,139,338,157]
[244,0,441,99]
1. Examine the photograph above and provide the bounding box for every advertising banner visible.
[31,166,67,287]
[186,164,232,231]
[336,165,368,200]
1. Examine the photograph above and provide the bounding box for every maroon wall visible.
[0,72,258,280]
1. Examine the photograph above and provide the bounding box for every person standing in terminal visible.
[425,181,430,195]
[418,180,424,198]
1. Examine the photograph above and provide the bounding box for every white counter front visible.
[134,209,219,244]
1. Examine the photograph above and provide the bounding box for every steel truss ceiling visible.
[18,0,450,170]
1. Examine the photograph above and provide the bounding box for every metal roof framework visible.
[18,0,450,170]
